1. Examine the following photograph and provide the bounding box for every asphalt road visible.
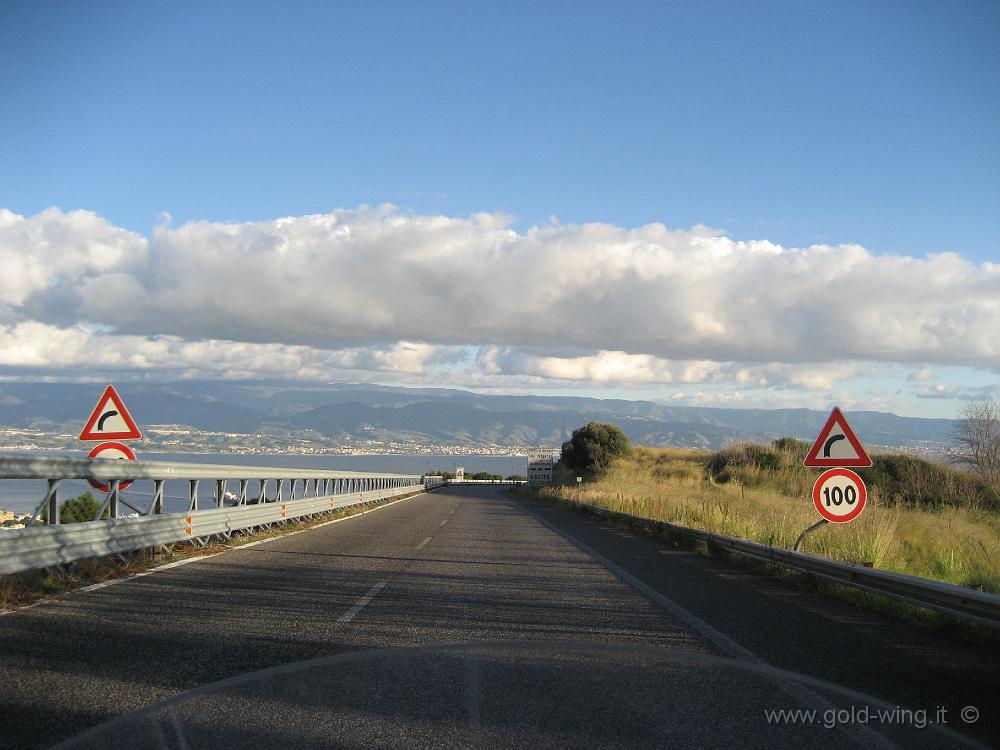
[0,486,996,748]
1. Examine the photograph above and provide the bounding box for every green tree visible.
[39,492,105,524]
[560,422,630,475]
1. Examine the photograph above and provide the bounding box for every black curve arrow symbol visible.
[823,434,845,457]
[97,410,119,431]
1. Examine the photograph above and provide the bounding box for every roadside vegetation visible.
[542,438,1000,596]
[559,422,630,476]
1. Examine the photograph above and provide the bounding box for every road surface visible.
[0,486,996,748]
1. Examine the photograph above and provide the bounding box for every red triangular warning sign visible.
[803,407,871,468]
[79,385,143,441]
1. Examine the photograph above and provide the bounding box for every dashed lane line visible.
[337,581,387,624]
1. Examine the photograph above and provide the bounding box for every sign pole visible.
[793,518,828,552]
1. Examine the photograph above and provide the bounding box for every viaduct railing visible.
[0,455,441,576]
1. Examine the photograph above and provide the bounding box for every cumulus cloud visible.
[0,322,459,381]
[1,205,998,389]
[476,346,864,390]
[0,208,147,322]
[907,368,936,382]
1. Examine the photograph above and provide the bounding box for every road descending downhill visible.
[0,485,996,748]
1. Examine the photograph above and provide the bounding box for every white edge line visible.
[513,498,903,750]
[517,501,759,663]
[1,490,431,613]
[337,581,387,624]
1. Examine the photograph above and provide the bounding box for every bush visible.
[708,443,781,483]
[771,437,810,465]
[468,472,502,481]
[561,422,630,475]
[39,492,105,524]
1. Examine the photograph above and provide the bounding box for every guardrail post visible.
[189,480,199,511]
[150,479,164,514]
[45,479,60,525]
[108,480,120,518]
[239,479,248,505]
[216,479,227,508]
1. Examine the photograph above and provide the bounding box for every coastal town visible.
[0,425,535,458]
[0,508,31,530]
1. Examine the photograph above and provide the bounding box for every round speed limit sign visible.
[812,468,866,523]
[87,441,137,492]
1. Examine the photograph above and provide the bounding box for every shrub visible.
[38,491,105,524]
[468,472,502,481]
[708,443,781,483]
[771,437,810,465]
[561,422,630,475]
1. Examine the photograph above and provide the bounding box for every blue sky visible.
[1,1,998,418]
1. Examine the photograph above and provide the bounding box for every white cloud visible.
[476,347,864,390]
[914,383,961,399]
[907,367,936,382]
[0,208,147,321]
[1,205,998,390]
[0,322,457,381]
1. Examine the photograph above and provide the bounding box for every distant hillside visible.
[0,381,956,452]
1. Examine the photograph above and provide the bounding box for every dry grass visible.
[542,446,1000,594]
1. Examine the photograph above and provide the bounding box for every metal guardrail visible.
[0,455,442,576]
[571,502,1000,628]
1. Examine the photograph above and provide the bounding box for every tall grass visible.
[543,445,1000,595]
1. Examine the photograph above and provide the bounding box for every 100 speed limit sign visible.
[812,468,867,523]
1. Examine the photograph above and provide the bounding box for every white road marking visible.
[439,519,448,527]
[337,581,387,623]
[78,581,115,592]
[416,536,432,551]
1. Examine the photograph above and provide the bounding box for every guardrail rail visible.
[566,501,1000,628]
[0,455,443,576]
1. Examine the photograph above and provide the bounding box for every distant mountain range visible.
[0,381,956,453]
